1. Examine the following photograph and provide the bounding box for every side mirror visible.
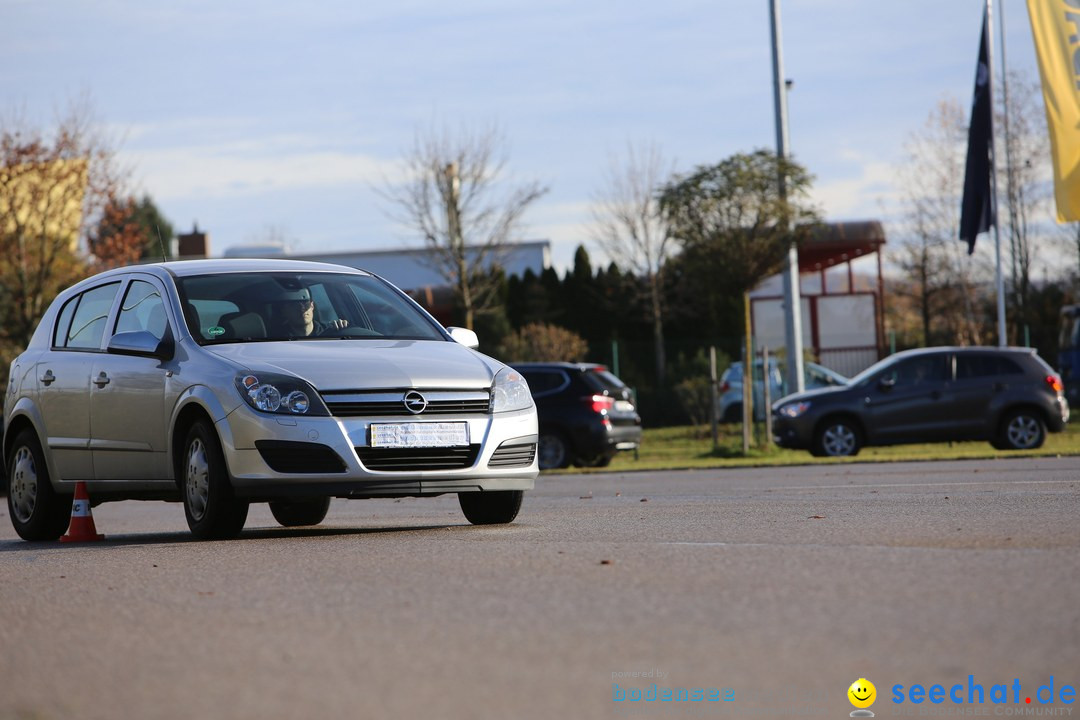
[878,376,896,392]
[447,326,480,349]
[107,330,174,360]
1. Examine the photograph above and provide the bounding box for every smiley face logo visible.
[848,678,876,709]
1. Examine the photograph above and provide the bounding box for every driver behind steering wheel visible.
[270,287,348,337]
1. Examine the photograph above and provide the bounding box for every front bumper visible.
[217,403,538,498]
[772,416,813,449]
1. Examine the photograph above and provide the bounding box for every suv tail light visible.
[1047,375,1064,394]
[720,381,730,392]
[585,394,614,414]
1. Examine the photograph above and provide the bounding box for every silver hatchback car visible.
[4,259,538,541]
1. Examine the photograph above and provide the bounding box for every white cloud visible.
[810,160,900,221]
[121,137,399,201]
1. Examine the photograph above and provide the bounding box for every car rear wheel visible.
[7,429,70,541]
[997,410,1046,450]
[181,420,249,540]
[269,497,331,527]
[537,431,570,470]
[459,490,523,525]
[583,454,614,468]
[812,419,861,457]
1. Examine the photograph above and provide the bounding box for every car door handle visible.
[40,370,55,386]
[93,372,111,388]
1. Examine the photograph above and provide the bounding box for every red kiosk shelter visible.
[751,220,886,377]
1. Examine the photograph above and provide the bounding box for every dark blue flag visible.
[959,7,996,255]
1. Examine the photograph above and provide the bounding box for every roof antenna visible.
[155,225,167,263]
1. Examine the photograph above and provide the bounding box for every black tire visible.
[459,490,523,525]
[537,431,570,470]
[180,420,249,540]
[812,418,862,457]
[6,429,70,541]
[269,497,331,527]
[590,454,614,468]
[996,409,1046,450]
[722,404,742,424]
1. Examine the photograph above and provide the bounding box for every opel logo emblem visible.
[403,390,428,415]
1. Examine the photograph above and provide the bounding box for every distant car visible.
[772,346,1069,457]
[513,363,642,470]
[4,259,538,541]
[719,360,848,423]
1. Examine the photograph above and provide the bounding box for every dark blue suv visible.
[772,347,1069,457]
[513,363,642,469]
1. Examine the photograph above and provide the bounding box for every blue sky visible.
[2,1,1043,271]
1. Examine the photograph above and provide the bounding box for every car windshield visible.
[176,272,446,343]
[848,354,904,387]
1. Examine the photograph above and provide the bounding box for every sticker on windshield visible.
[208,326,225,336]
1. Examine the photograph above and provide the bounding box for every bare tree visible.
[379,124,547,330]
[998,70,1053,335]
[591,142,675,387]
[894,98,990,345]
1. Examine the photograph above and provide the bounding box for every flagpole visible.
[987,0,1007,346]
[998,0,1020,319]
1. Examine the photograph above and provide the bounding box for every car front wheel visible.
[997,410,1046,450]
[459,490,523,525]
[537,431,570,470]
[269,497,331,527]
[181,420,249,540]
[7,429,70,541]
[812,419,861,457]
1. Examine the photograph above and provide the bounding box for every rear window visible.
[583,369,629,394]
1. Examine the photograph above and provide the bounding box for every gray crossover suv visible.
[772,346,1069,457]
[4,259,538,541]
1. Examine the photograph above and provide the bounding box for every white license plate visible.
[370,422,470,448]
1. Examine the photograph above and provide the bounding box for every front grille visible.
[355,445,480,471]
[322,389,491,417]
[488,440,536,468]
[255,441,347,474]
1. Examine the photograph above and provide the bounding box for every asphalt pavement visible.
[1,457,1078,720]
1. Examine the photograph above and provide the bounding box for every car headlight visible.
[491,367,533,413]
[778,401,811,418]
[235,373,329,416]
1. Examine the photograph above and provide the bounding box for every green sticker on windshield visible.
[208,326,225,336]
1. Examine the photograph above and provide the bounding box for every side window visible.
[956,355,990,379]
[882,355,946,387]
[521,370,569,397]
[52,295,79,348]
[60,282,121,350]
[115,280,168,340]
[995,357,1023,375]
[956,355,1024,379]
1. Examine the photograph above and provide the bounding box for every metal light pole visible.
[986,0,1007,346]
[769,0,805,392]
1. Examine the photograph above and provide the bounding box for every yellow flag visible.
[1027,0,1080,222]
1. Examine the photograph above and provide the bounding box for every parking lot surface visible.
[1,457,1077,719]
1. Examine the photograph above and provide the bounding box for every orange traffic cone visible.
[60,481,105,543]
